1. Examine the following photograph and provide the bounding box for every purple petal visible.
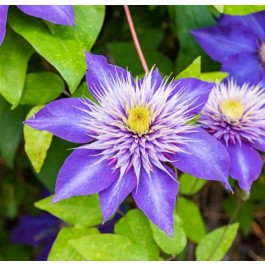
[24,98,93,144]
[0,6,9,45]
[222,52,264,86]
[85,52,135,100]
[252,136,265,152]
[172,128,231,189]
[151,68,163,91]
[52,149,119,202]
[36,236,57,261]
[227,142,263,191]
[219,11,265,41]
[99,168,136,222]
[138,68,163,92]
[132,166,179,237]
[191,24,257,62]
[17,5,75,26]
[171,78,214,115]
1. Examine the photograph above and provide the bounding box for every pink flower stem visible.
[123,5,149,74]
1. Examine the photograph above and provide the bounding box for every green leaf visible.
[35,194,102,226]
[0,28,34,108]
[48,227,99,261]
[176,57,201,79]
[24,106,53,173]
[114,209,159,260]
[20,73,64,105]
[213,5,224,13]
[0,96,29,167]
[8,6,105,93]
[69,234,149,261]
[196,223,239,261]
[179,173,206,195]
[150,212,186,255]
[37,138,76,191]
[178,197,205,243]
[200,72,228,82]
[107,42,173,76]
[223,5,265,15]
[175,57,228,83]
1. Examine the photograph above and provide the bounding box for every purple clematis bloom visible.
[11,212,61,261]
[10,209,122,260]
[24,52,231,236]
[199,80,265,192]
[191,11,265,86]
[0,5,75,45]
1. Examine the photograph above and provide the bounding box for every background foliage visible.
[0,5,265,261]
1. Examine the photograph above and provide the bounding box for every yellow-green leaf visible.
[35,195,102,227]
[150,212,186,255]
[49,227,99,261]
[69,234,149,261]
[24,106,53,173]
[178,197,205,243]
[196,223,239,261]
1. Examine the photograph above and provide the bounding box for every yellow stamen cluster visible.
[220,99,244,120]
[127,106,150,135]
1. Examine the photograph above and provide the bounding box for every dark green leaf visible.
[196,223,239,261]
[0,28,34,108]
[169,6,219,73]
[20,72,64,105]
[114,209,159,260]
[69,234,149,261]
[49,227,99,261]
[223,198,254,235]
[0,97,29,167]
[35,194,102,226]
[9,6,105,93]
[108,42,173,76]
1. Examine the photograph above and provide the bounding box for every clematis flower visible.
[24,53,231,236]
[11,212,61,261]
[0,5,75,45]
[199,80,265,192]
[191,11,265,86]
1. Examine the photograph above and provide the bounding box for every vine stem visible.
[123,6,149,74]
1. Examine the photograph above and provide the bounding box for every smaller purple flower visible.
[24,53,231,237]
[199,80,265,191]
[11,212,61,261]
[0,5,75,45]
[191,11,265,86]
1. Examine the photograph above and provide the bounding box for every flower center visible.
[220,99,244,120]
[259,42,265,67]
[127,106,150,135]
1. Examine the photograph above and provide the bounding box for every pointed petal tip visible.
[164,225,174,238]
[224,181,233,193]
